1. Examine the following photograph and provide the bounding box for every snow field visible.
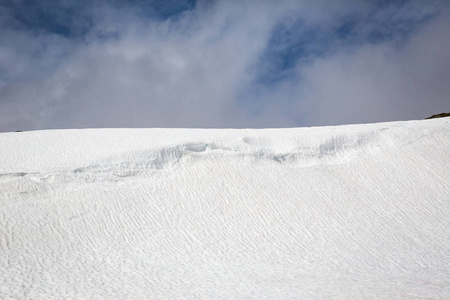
[1,118,450,299]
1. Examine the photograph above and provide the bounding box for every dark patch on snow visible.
[426,113,450,119]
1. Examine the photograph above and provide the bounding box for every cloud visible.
[291,2,450,125]
[246,0,449,126]
[0,0,448,131]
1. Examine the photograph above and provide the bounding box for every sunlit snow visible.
[1,118,449,299]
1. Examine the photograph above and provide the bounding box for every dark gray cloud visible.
[0,0,448,131]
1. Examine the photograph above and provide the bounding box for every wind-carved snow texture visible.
[59,133,382,182]
[1,118,450,299]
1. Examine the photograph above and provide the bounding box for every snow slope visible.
[1,118,450,299]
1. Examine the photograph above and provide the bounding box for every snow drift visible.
[1,118,450,299]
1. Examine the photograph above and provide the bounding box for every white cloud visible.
[0,0,448,131]
[292,3,450,126]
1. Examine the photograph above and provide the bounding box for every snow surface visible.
[1,118,450,299]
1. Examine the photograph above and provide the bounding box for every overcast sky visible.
[0,0,449,131]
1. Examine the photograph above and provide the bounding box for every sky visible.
[0,0,449,131]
